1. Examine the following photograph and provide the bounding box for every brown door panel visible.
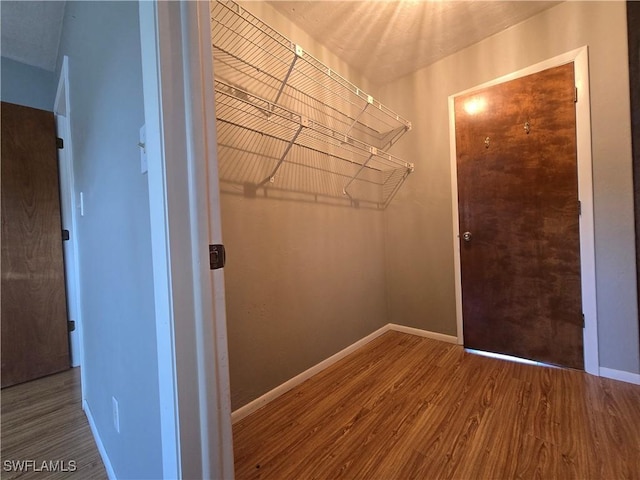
[1,102,70,387]
[455,63,583,369]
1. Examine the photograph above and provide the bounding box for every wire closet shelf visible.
[211,0,414,205]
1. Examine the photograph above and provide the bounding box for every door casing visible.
[54,56,84,374]
[448,46,599,375]
[139,2,234,478]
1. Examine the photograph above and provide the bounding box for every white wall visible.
[56,2,163,478]
[380,1,639,375]
[1,56,55,111]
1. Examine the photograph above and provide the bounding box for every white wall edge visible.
[54,114,82,369]
[141,3,236,477]
[599,367,640,385]
[388,324,458,344]
[231,324,458,423]
[54,55,86,390]
[83,400,116,480]
[53,56,69,115]
[231,325,392,424]
[447,94,465,347]
[573,47,600,375]
[181,2,235,478]
[138,3,181,478]
[447,46,600,373]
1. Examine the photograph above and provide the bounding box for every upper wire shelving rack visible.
[211,0,411,150]
[211,0,413,205]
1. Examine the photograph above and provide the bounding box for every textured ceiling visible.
[1,1,66,72]
[0,0,559,80]
[268,1,560,85]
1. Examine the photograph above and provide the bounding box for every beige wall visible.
[379,1,639,374]
[220,2,388,409]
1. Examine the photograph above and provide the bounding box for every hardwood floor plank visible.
[233,331,640,480]
[235,333,430,479]
[1,368,107,480]
[312,341,454,479]
[449,375,525,479]
[398,355,500,479]
[588,376,640,479]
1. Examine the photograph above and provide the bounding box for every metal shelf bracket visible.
[273,44,304,107]
[343,146,377,196]
[261,116,309,185]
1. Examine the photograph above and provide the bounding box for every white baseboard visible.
[388,323,458,344]
[599,367,640,385]
[231,324,391,424]
[83,400,116,480]
[231,323,458,424]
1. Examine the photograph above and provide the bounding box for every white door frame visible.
[447,46,599,375]
[54,56,85,387]
[139,2,234,478]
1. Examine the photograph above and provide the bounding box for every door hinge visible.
[578,200,581,216]
[209,244,226,270]
[68,320,76,332]
[582,313,585,328]
[56,137,64,149]
[574,87,578,103]
[62,229,70,241]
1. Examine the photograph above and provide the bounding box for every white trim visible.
[139,2,233,478]
[599,367,640,385]
[232,325,392,423]
[180,2,234,478]
[231,324,457,423]
[388,324,458,344]
[573,48,599,375]
[54,115,81,368]
[448,46,599,374]
[139,4,181,478]
[54,56,69,116]
[448,103,465,346]
[83,400,116,480]
[53,116,74,363]
[54,56,85,388]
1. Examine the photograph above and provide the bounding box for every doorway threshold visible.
[465,349,561,369]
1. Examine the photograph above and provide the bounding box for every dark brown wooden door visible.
[455,63,583,369]
[1,102,70,387]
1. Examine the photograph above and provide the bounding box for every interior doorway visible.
[454,63,582,368]
[449,47,599,373]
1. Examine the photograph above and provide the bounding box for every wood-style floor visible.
[1,367,107,480]
[233,331,640,479]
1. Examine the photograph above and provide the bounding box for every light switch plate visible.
[139,124,148,174]
[112,396,120,433]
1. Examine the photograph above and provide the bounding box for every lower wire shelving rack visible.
[214,80,414,207]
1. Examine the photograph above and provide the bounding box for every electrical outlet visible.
[112,396,120,433]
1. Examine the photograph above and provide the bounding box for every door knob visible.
[462,231,472,242]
